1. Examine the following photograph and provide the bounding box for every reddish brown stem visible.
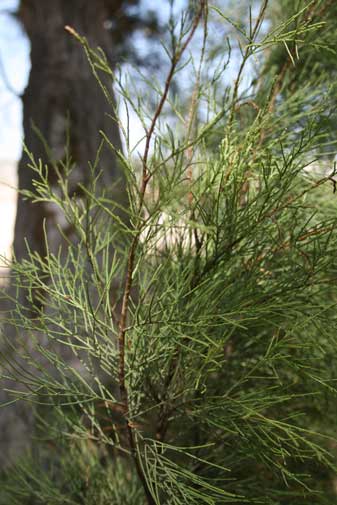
[116,3,207,503]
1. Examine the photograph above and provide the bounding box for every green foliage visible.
[2,1,337,503]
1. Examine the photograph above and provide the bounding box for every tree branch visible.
[116,2,207,503]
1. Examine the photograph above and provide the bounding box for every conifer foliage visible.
[2,1,337,503]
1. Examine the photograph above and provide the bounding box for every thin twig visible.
[155,3,209,444]
[140,1,207,199]
[116,2,207,503]
[262,0,330,120]
[185,1,208,200]
[229,0,269,125]
[236,1,328,202]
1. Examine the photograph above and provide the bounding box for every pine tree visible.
[2,1,337,503]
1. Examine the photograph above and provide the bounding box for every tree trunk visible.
[15,0,126,270]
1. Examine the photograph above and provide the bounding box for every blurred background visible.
[0,0,252,281]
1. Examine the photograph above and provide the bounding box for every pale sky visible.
[0,0,29,161]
